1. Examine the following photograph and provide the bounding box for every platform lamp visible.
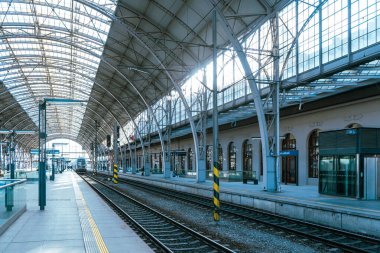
[38,98,87,211]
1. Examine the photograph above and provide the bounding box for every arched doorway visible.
[308,130,319,178]
[281,133,297,184]
[228,142,236,171]
[242,140,252,182]
[188,148,193,172]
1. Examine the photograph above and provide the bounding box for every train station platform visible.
[0,171,153,253]
[116,171,380,238]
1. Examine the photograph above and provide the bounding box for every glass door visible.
[319,156,335,195]
[242,141,252,183]
[282,134,297,184]
[337,156,356,197]
[319,155,356,197]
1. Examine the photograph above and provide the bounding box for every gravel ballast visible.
[100,177,333,253]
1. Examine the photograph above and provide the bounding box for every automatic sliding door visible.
[319,156,335,194]
[337,156,356,197]
[320,155,356,197]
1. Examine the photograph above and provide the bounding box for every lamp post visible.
[51,143,56,181]
[38,98,87,210]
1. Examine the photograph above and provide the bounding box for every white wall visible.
[146,97,380,185]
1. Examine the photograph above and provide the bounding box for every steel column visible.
[38,101,46,210]
[197,71,207,183]
[212,10,221,222]
[123,144,127,173]
[164,99,172,178]
[94,120,98,175]
[5,141,14,211]
[272,13,281,192]
[113,123,118,172]
[51,143,55,181]
[9,134,15,179]
[132,143,137,174]
[347,0,352,62]
[144,113,151,176]
[214,5,274,191]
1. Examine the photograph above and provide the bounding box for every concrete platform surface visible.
[121,172,380,214]
[0,171,153,253]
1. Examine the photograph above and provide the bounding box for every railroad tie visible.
[213,162,220,221]
[113,164,118,184]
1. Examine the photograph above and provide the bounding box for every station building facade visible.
[128,87,380,201]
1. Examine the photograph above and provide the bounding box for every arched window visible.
[150,153,154,170]
[137,155,142,169]
[346,123,362,129]
[228,142,236,170]
[242,140,252,172]
[206,145,223,170]
[282,133,296,150]
[177,150,186,174]
[188,148,193,171]
[308,130,319,178]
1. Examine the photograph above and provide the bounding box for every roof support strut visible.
[212,1,277,191]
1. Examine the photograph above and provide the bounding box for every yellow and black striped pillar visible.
[213,162,220,221]
[113,164,118,184]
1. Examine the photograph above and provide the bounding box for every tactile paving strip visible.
[71,173,109,253]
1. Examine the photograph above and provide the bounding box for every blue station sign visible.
[30,149,39,155]
[279,150,299,156]
[46,149,60,155]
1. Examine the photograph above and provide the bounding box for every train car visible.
[75,157,87,174]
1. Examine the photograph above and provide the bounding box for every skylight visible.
[0,0,116,138]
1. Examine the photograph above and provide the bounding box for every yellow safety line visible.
[84,207,109,253]
[72,172,109,253]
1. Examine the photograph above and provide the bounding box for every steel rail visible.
[106,174,380,253]
[80,174,235,253]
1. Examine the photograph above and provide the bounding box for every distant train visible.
[75,157,87,174]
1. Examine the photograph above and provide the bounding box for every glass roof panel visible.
[0,1,116,138]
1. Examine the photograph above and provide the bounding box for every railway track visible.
[80,174,235,253]
[97,173,380,253]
